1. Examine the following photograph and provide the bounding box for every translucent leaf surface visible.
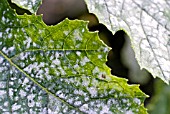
[0,0,147,113]
[11,0,41,13]
[85,0,170,84]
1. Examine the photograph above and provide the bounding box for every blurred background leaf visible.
[147,79,170,114]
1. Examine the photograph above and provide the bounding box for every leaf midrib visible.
[0,50,83,112]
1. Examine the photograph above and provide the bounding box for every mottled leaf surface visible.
[85,0,170,83]
[0,0,148,113]
[11,0,41,13]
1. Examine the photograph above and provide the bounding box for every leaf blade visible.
[11,0,41,14]
[0,0,147,113]
[85,0,170,83]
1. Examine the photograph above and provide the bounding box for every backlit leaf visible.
[85,0,170,84]
[11,0,41,13]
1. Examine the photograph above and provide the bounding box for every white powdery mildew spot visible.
[98,55,102,59]
[4,101,8,107]
[80,104,89,112]
[64,31,69,36]
[66,51,71,55]
[9,81,13,86]
[82,28,85,33]
[53,59,61,66]
[80,57,90,66]
[46,75,52,81]
[74,29,82,41]
[38,62,45,68]
[63,107,69,113]
[8,46,15,52]
[76,51,81,56]
[18,79,23,85]
[100,105,112,114]
[23,78,29,85]
[20,52,30,60]
[33,42,37,47]
[36,101,41,107]
[74,101,82,106]
[133,98,141,105]
[56,90,62,96]
[82,76,90,86]
[12,103,21,111]
[125,110,134,114]
[84,96,90,102]
[19,90,27,98]
[23,36,32,49]
[0,90,6,96]
[27,94,36,107]
[50,55,54,60]
[67,98,74,104]
[107,98,117,106]
[122,99,128,104]
[0,56,4,64]
[2,46,15,55]
[58,93,65,99]
[36,69,44,78]
[58,66,66,75]
[30,109,36,114]
[0,81,6,89]
[73,64,79,69]
[0,66,8,72]
[25,85,31,92]
[19,1,27,6]
[38,29,44,34]
[5,28,10,33]
[9,88,13,99]
[92,66,100,74]
[91,78,99,88]
[0,32,2,38]
[8,33,12,39]
[73,89,86,96]
[14,95,19,101]
[92,41,97,45]
[19,62,26,68]
[2,16,5,22]
[75,43,81,48]
[23,63,35,74]
[87,87,98,97]
[44,68,49,75]
[103,47,109,53]
[55,52,63,58]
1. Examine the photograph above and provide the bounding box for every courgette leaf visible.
[11,0,41,14]
[85,0,170,84]
[0,0,147,113]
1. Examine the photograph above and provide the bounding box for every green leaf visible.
[11,0,41,14]
[0,0,147,113]
[85,0,170,84]
[147,79,170,114]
